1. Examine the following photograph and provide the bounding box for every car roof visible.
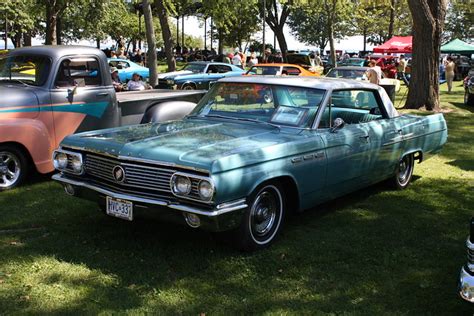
[329,66,369,71]
[250,63,303,67]
[219,75,378,90]
[9,45,105,59]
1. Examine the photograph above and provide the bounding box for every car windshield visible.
[326,69,367,80]
[247,66,281,75]
[190,82,325,128]
[0,55,51,86]
[183,63,207,73]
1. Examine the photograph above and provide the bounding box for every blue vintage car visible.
[156,61,245,90]
[52,76,448,251]
[108,58,149,82]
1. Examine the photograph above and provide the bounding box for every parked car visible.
[339,58,366,67]
[370,54,398,78]
[286,52,324,75]
[459,217,474,302]
[245,63,319,76]
[464,69,474,106]
[326,66,401,100]
[156,61,245,90]
[0,46,205,190]
[108,58,150,82]
[52,76,447,251]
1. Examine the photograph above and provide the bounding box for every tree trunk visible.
[405,0,447,110]
[328,22,336,68]
[218,28,223,54]
[23,33,32,47]
[388,0,396,39]
[155,0,176,72]
[56,16,62,45]
[45,6,57,45]
[142,0,158,87]
[265,0,290,61]
[96,37,101,49]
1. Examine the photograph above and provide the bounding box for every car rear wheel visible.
[0,145,28,191]
[233,182,285,251]
[390,154,414,190]
[181,83,196,90]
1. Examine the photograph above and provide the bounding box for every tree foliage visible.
[443,0,474,43]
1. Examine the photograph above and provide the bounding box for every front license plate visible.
[106,196,133,221]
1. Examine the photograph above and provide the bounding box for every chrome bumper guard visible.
[52,174,247,217]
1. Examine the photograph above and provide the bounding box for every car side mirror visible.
[330,117,345,133]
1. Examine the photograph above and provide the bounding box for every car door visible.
[316,89,376,196]
[49,56,115,148]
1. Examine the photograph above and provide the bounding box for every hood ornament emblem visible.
[112,165,125,183]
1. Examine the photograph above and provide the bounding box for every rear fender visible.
[0,118,54,173]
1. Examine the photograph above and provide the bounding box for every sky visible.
[1,16,375,52]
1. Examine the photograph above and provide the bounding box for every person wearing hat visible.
[127,72,147,91]
[110,67,122,92]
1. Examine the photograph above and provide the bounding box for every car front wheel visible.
[234,183,285,251]
[0,145,28,191]
[181,83,196,90]
[391,154,414,190]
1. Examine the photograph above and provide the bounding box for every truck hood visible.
[0,84,40,109]
[63,118,308,173]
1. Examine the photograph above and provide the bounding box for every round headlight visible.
[167,79,175,85]
[71,155,83,173]
[173,175,191,195]
[198,180,214,200]
[54,153,68,169]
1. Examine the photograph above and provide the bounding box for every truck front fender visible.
[0,118,54,174]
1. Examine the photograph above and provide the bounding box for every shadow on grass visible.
[450,101,474,114]
[0,176,472,314]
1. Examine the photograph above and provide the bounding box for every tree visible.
[142,0,158,86]
[260,0,291,60]
[39,0,70,45]
[287,2,353,53]
[443,1,474,42]
[155,0,176,71]
[405,0,448,110]
[0,0,37,48]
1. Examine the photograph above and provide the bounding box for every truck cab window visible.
[55,57,101,88]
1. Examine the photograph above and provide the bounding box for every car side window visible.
[283,67,301,76]
[319,89,384,128]
[207,65,219,73]
[217,65,232,73]
[55,57,102,88]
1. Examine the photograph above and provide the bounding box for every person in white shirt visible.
[127,73,147,91]
[232,50,242,68]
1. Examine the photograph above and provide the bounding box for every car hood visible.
[0,84,39,109]
[158,70,193,79]
[63,119,306,174]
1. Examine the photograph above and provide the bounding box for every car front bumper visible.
[52,173,247,232]
[459,266,474,303]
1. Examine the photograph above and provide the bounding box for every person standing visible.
[232,50,242,68]
[397,54,409,86]
[366,60,382,85]
[444,56,456,93]
[248,52,259,68]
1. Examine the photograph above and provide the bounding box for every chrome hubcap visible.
[251,190,278,237]
[398,157,410,184]
[0,152,21,188]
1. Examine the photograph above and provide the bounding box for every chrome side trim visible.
[52,174,247,217]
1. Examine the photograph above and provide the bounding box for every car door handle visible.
[359,135,370,139]
[397,129,403,134]
[96,92,109,97]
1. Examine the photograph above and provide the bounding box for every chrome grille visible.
[84,153,203,200]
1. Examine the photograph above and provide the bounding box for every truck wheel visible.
[233,182,286,251]
[0,145,28,191]
[390,154,414,190]
[181,83,196,90]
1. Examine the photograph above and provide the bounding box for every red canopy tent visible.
[373,36,412,53]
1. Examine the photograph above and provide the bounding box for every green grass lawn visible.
[0,81,473,314]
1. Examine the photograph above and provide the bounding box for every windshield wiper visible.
[204,114,280,130]
[232,117,281,130]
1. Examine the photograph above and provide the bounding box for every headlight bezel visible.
[52,149,84,175]
[198,180,214,201]
[170,172,215,203]
[166,79,175,85]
